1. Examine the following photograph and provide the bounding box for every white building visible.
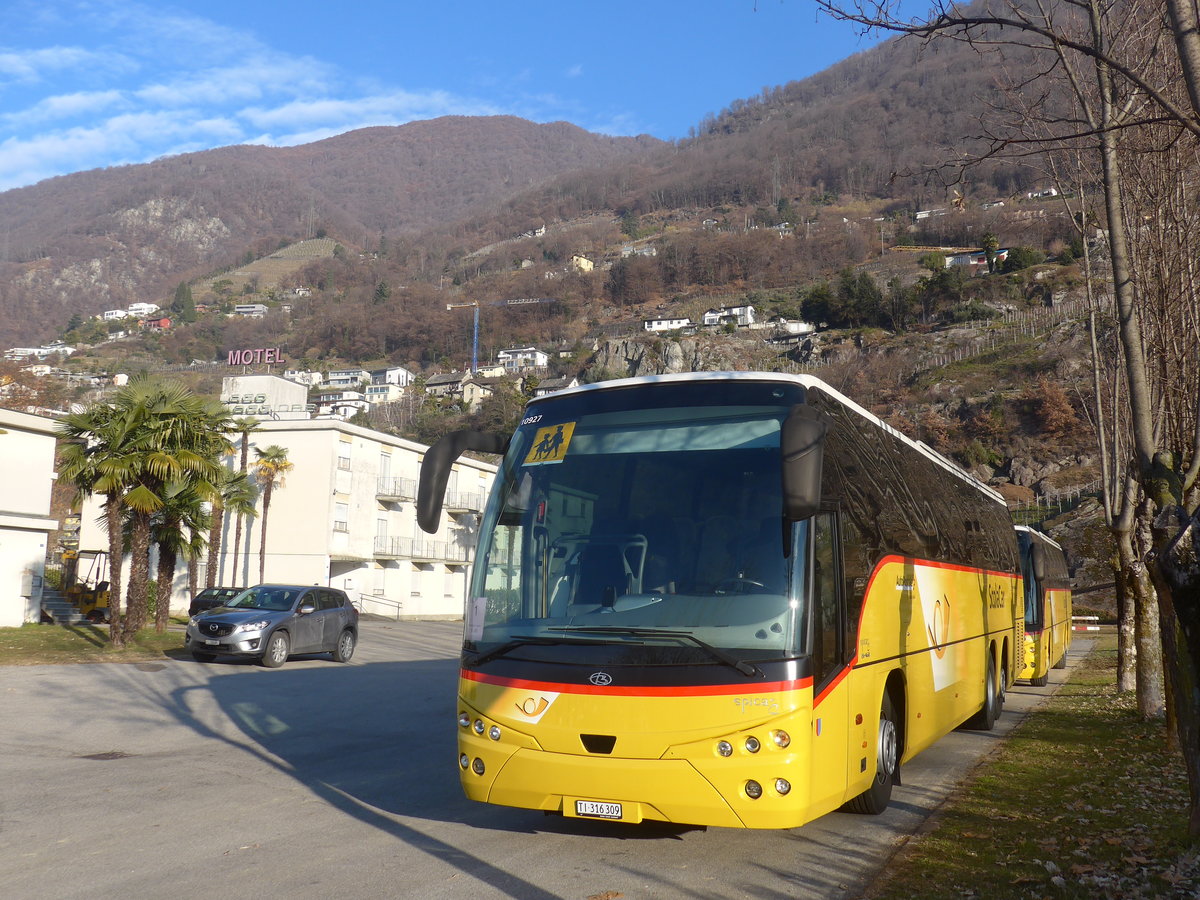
[220,374,313,420]
[0,409,58,626]
[643,316,692,333]
[702,305,756,327]
[325,369,371,388]
[127,302,159,317]
[283,369,323,388]
[102,309,130,321]
[314,390,367,419]
[497,347,549,372]
[76,418,496,619]
[366,383,405,404]
[234,303,268,317]
[370,365,416,387]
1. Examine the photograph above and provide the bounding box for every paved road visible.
[0,622,1091,900]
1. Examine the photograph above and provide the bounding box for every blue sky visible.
[0,0,886,193]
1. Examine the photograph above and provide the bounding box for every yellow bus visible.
[1015,525,1072,686]
[419,373,1024,829]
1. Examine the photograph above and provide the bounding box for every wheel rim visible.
[339,632,354,658]
[877,715,898,782]
[269,635,287,663]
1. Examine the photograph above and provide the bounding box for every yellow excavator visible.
[64,550,111,624]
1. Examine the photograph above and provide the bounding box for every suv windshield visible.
[466,378,808,668]
[227,587,300,612]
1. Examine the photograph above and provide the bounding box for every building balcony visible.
[443,491,483,514]
[373,536,472,564]
[376,476,417,502]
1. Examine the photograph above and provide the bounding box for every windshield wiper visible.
[546,626,764,678]
[465,634,617,668]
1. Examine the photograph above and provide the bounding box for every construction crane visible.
[446,298,557,373]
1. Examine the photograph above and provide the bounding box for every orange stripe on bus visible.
[461,669,813,697]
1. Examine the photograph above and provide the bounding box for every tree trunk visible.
[1114,550,1138,692]
[1128,510,1167,718]
[155,544,176,634]
[104,493,126,647]
[122,512,153,642]
[206,506,224,588]
[1148,507,1200,837]
[258,488,272,584]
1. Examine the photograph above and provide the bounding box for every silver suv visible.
[185,584,358,668]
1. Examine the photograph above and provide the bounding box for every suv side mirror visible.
[781,404,827,521]
[418,429,510,533]
[298,604,316,616]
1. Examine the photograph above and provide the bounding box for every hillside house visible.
[569,254,594,273]
[644,316,693,333]
[144,316,172,331]
[234,303,268,317]
[945,248,1010,273]
[370,365,416,387]
[462,375,511,411]
[365,383,405,404]
[103,309,129,320]
[283,369,323,388]
[621,244,658,258]
[498,347,549,372]
[127,302,159,317]
[326,368,371,388]
[533,376,580,397]
[702,305,756,328]
[425,372,467,399]
[313,390,367,419]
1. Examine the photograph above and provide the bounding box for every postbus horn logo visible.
[589,672,613,686]
[928,595,952,659]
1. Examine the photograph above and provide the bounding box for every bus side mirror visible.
[1031,543,1046,581]
[417,430,510,534]
[781,405,827,521]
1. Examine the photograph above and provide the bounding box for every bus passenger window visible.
[811,512,841,687]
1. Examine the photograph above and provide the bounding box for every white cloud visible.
[0,46,120,82]
[566,64,583,78]
[2,89,127,127]
[239,91,503,135]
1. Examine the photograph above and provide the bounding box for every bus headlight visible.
[473,719,485,734]
[745,780,763,800]
[458,712,471,728]
[775,778,791,796]
[716,740,733,757]
[771,729,791,749]
[472,758,486,775]
[488,725,502,741]
[459,754,470,769]
[745,736,761,753]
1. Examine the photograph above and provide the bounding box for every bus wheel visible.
[844,695,899,815]
[1053,645,1068,669]
[964,655,999,730]
[1030,670,1049,687]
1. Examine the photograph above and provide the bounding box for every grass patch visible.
[0,621,187,665]
[868,633,1200,898]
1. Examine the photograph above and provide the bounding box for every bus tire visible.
[1053,646,1067,669]
[1030,671,1049,687]
[844,694,899,815]
[964,654,999,730]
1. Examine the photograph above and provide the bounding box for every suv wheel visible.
[261,631,289,668]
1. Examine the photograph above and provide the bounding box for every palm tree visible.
[151,480,210,633]
[252,445,293,584]
[107,378,231,640]
[229,417,260,584]
[57,402,139,645]
[205,469,257,588]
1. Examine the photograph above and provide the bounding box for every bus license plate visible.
[575,800,622,819]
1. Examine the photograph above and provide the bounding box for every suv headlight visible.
[236,619,273,633]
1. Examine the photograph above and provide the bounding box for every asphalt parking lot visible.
[0,621,1089,900]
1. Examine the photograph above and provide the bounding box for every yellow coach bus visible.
[1016,525,1072,686]
[419,373,1023,829]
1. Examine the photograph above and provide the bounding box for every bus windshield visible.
[466,378,807,668]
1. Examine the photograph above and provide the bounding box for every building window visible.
[334,502,350,533]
